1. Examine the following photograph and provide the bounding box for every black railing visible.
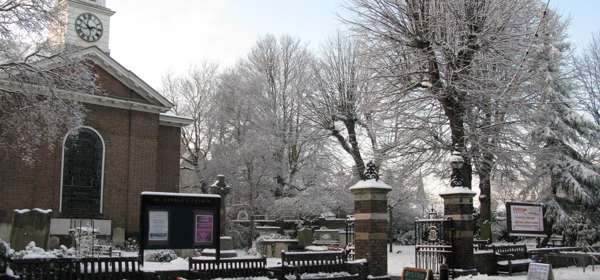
[414,218,453,275]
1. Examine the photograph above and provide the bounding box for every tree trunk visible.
[478,152,493,240]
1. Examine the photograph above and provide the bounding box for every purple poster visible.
[195,213,214,244]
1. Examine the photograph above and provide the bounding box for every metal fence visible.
[414,218,453,275]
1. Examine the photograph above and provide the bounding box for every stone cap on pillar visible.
[439,187,476,198]
[349,179,392,192]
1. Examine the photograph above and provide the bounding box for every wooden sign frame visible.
[506,202,546,237]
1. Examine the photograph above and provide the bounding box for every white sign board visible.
[527,263,554,280]
[148,210,169,241]
[507,202,545,236]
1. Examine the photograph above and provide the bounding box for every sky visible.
[105,0,600,90]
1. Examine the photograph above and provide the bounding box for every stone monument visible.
[10,208,52,250]
[350,161,392,277]
[202,174,237,258]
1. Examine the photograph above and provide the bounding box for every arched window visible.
[60,126,104,217]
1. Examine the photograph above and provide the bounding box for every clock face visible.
[75,13,103,42]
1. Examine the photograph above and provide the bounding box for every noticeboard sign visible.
[140,192,221,251]
[506,202,545,237]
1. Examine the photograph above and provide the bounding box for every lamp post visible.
[449,151,465,188]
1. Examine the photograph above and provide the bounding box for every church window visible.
[61,127,104,217]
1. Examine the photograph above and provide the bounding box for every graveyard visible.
[2,0,600,280]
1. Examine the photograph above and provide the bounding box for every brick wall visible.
[157,126,181,193]
[0,67,181,236]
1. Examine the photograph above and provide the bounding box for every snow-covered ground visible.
[456,267,600,280]
[388,245,415,276]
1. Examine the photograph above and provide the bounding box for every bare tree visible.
[162,62,220,192]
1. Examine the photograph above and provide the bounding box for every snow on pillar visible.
[350,162,392,277]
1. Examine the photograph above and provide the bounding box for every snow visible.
[456,266,600,280]
[142,257,188,272]
[141,191,221,198]
[388,245,415,276]
[439,187,477,195]
[305,246,329,251]
[13,209,30,214]
[32,208,52,214]
[349,179,392,190]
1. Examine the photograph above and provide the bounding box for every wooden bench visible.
[280,251,365,280]
[188,257,268,279]
[492,244,532,275]
[7,256,143,280]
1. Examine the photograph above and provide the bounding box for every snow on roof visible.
[141,191,221,198]
[349,179,392,191]
[32,208,52,214]
[14,209,31,214]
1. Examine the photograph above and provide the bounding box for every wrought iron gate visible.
[415,217,453,274]
[345,216,355,261]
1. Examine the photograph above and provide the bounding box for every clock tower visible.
[51,0,115,53]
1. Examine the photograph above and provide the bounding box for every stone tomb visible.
[10,209,52,250]
[312,228,340,246]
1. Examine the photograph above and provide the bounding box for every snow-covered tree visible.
[162,62,220,192]
[530,13,600,242]
[0,0,97,162]
[344,0,547,240]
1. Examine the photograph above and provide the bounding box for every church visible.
[0,0,191,244]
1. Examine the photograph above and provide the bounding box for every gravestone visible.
[402,267,432,280]
[313,228,340,246]
[10,208,52,250]
[296,228,313,248]
[527,263,554,280]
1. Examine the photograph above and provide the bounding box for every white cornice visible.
[34,47,174,110]
[69,0,115,16]
[159,114,194,127]
[0,79,170,114]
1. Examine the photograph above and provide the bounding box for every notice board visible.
[506,202,545,237]
[140,192,221,252]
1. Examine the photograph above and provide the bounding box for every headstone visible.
[47,236,61,250]
[402,267,432,280]
[10,209,52,250]
[296,228,313,248]
[527,263,554,280]
[256,226,281,236]
[112,227,126,248]
[313,228,340,246]
[236,210,249,221]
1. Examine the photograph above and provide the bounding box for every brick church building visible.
[0,0,191,243]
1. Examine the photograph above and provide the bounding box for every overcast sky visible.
[106,0,599,90]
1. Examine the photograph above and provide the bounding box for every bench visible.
[188,257,268,279]
[279,251,365,280]
[7,256,143,280]
[492,244,532,275]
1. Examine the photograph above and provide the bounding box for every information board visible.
[140,192,221,252]
[402,267,431,280]
[527,263,554,280]
[506,202,545,237]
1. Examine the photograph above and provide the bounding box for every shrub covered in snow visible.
[144,250,178,262]
[11,242,77,259]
